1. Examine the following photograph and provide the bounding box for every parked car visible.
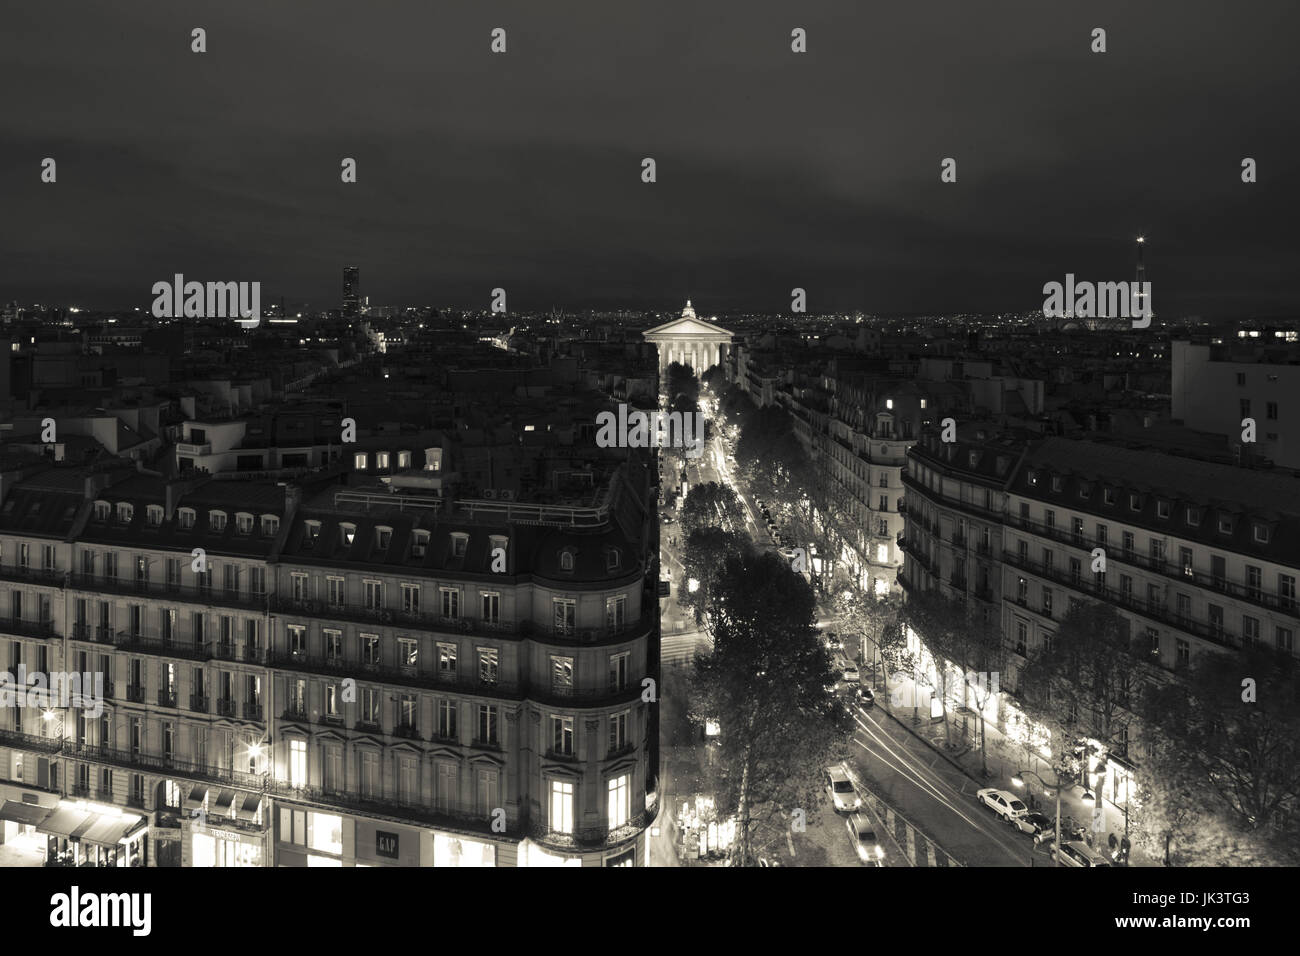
[1034,815,1087,844]
[855,686,875,709]
[825,766,862,813]
[841,662,860,683]
[976,788,1029,825]
[661,514,675,524]
[1014,811,1054,838]
[846,813,885,866]
[1050,841,1112,868]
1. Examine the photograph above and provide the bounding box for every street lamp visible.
[1012,762,1094,867]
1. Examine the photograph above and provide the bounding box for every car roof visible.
[827,766,850,782]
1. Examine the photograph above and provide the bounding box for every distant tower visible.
[343,266,360,317]
[1134,236,1149,320]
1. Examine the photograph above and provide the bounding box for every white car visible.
[846,813,884,866]
[826,766,861,814]
[977,788,1029,825]
[841,662,860,683]
[1050,840,1112,868]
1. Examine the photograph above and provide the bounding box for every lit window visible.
[353,452,367,470]
[376,452,390,469]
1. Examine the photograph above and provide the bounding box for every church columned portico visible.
[642,301,734,375]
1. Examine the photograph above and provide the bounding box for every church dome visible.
[681,300,696,320]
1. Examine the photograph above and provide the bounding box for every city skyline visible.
[3,1,1299,316]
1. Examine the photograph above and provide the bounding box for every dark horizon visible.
[4,1,1299,315]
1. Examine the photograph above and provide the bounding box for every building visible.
[343,267,360,319]
[1172,338,1299,470]
[642,302,733,375]
[0,441,660,866]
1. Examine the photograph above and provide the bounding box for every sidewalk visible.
[870,669,1158,867]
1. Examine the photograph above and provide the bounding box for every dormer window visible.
[146,505,163,527]
[117,502,133,523]
[1027,471,1038,487]
[968,451,978,467]
[209,510,227,532]
[340,522,356,547]
[560,549,575,572]
[425,448,443,472]
[410,529,430,558]
[177,507,195,530]
[606,548,621,572]
[451,533,469,558]
[1186,507,1201,527]
[1103,488,1116,506]
[397,451,412,469]
[236,512,254,535]
[353,452,368,470]
[1129,494,1141,512]
[1254,524,1270,544]
[304,520,321,547]
[1217,515,1234,535]
[376,526,393,550]
[1051,476,1063,493]
[261,515,279,536]
[1156,500,1170,519]
[1078,483,1091,500]
[376,452,390,470]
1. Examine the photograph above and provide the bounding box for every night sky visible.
[3,1,1298,316]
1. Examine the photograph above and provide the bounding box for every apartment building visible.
[0,445,659,867]
[902,431,1300,821]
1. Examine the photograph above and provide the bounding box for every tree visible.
[680,481,743,538]
[690,550,855,865]
[1145,642,1300,846]
[837,591,902,687]
[679,526,750,624]
[664,361,699,406]
[1017,601,1141,765]
[734,404,804,508]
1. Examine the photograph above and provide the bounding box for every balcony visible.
[113,629,209,664]
[528,808,654,851]
[64,742,267,791]
[0,565,64,588]
[176,441,212,456]
[0,727,63,754]
[72,623,115,645]
[0,616,56,640]
[215,698,237,718]
[951,534,967,549]
[125,684,146,704]
[190,694,209,714]
[268,779,517,838]
[69,572,268,614]
[282,704,309,722]
[243,701,263,721]
[356,720,382,734]
[212,641,266,664]
[157,690,178,709]
[392,723,421,741]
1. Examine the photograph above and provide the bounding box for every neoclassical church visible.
[642,301,734,374]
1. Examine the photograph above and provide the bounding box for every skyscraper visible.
[343,266,360,317]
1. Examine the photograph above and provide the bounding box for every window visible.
[398,451,411,469]
[288,624,306,656]
[1051,476,1062,493]
[289,739,307,788]
[117,502,133,523]
[1156,500,1170,519]
[1129,494,1141,512]
[1246,565,1262,598]
[1122,531,1135,557]
[362,687,381,725]
[1044,509,1055,529]
[1069,557,1081,584]
[262,515,279,536]
[410,530,429,558]
[1016,577,1028,604]
[1218,516,1233,535]
[1186,507,1201,527]
[376,452,390,470]
[1042,587,1053,617]
[1243,616,1260,646]
[94,501,110,522]
[375,526,392,550]
[1280,575,1297,610]
[478,647,498,685]
[1236,372,1246,386]
[362,634,380,665]
[549,780,574,833]
[609,711,629,753]
[1254,524,1270,544]
[605,595,626,631]
[401,583,420,614]
[481,591,500,623]
[324,629,341,661]
[1179,547,1193,577]
[398,638,418,669]
[440,587,460,619]
[551,655,574,692]
[553,598,576,634]
[146,505,163,527]
[606,548,621,571]
[325,683,340,718]
[608,775,630,831]
[551,715,574,755]
[353,452,367,470]
[559,550,575,572]
[451,533,468,558]
[236,513,253,535]
[1175,639,1190,666]
[340,523,356,547]
[304,521,320,546]
[1240,399,1251,419]
[1278,627,1294,654]
[609,652,630,692]
[438,643,457,675]
[364,579,383,610]
[477,704,498,745]
[209,510,226,532]
[1147,628,1160,659]
[438,699,457,739]
[1267,401,1279,421]
[327,576,344,606]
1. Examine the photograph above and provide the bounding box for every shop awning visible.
[212,790,235,816]
[183,785,207,811]
[235,793,262,823]
[36,806,91,838]
[80,813,147,848]
[0,800,52,827]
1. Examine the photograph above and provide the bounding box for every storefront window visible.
[308,812,343,855]
[433,833,495,867]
